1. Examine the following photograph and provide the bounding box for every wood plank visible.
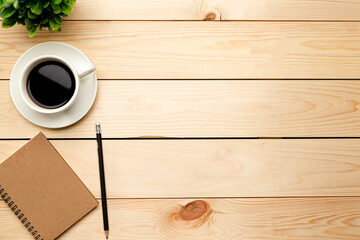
[69,0,360,20]
[1,21,360,79]
[1,139,360,198]
[1,198,360,239]
[3,80,360,138]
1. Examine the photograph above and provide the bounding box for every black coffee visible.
[27,61,76,109]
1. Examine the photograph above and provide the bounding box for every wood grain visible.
[3,80,360,138]
[69,0,360,20]
[1,21,360,79]
[1,198,360,239]
[1,1,358,238]
[1,139,360,198]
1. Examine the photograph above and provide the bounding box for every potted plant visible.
[0,0,76,37]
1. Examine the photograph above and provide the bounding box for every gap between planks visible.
[2,196,360,201]
[62,20,360,22]
[3,137,360,141]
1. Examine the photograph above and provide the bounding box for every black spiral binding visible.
[0,185,43,240]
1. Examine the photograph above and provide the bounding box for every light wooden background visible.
[1,0,360,239]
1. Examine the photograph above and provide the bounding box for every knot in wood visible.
[179,200,209,221]
[202,8,222,21]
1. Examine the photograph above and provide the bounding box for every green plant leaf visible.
[54,14,61,23]
[2,16,16,28]
[29,1,35,9]
[54,7,61,14]
[61,2,72,15]
[17,18,25,25]
[0,6,16,18]
[24,17,33,30]
[12,0,19,9]
[0,0,74,36]
[29,26,37,37]
[51,0,61,5]
[19,5,25,14]
[51,2,61,14]
[43,0,50,8]
[1,3,12,8]
[30,0,42,15]
[27,9,37,19]
[49,18,60,30]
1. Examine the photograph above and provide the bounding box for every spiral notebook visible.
[0,132,98,240]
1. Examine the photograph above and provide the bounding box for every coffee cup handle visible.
[77,63,96,79]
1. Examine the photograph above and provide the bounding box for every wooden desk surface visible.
[1,1,360,239]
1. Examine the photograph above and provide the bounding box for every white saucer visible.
[10,42,97,129]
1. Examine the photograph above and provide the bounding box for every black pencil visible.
[96,122,109,239]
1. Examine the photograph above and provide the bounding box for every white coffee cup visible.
[20,55,95,114]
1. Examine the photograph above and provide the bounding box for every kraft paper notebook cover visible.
[0,132,98,240]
